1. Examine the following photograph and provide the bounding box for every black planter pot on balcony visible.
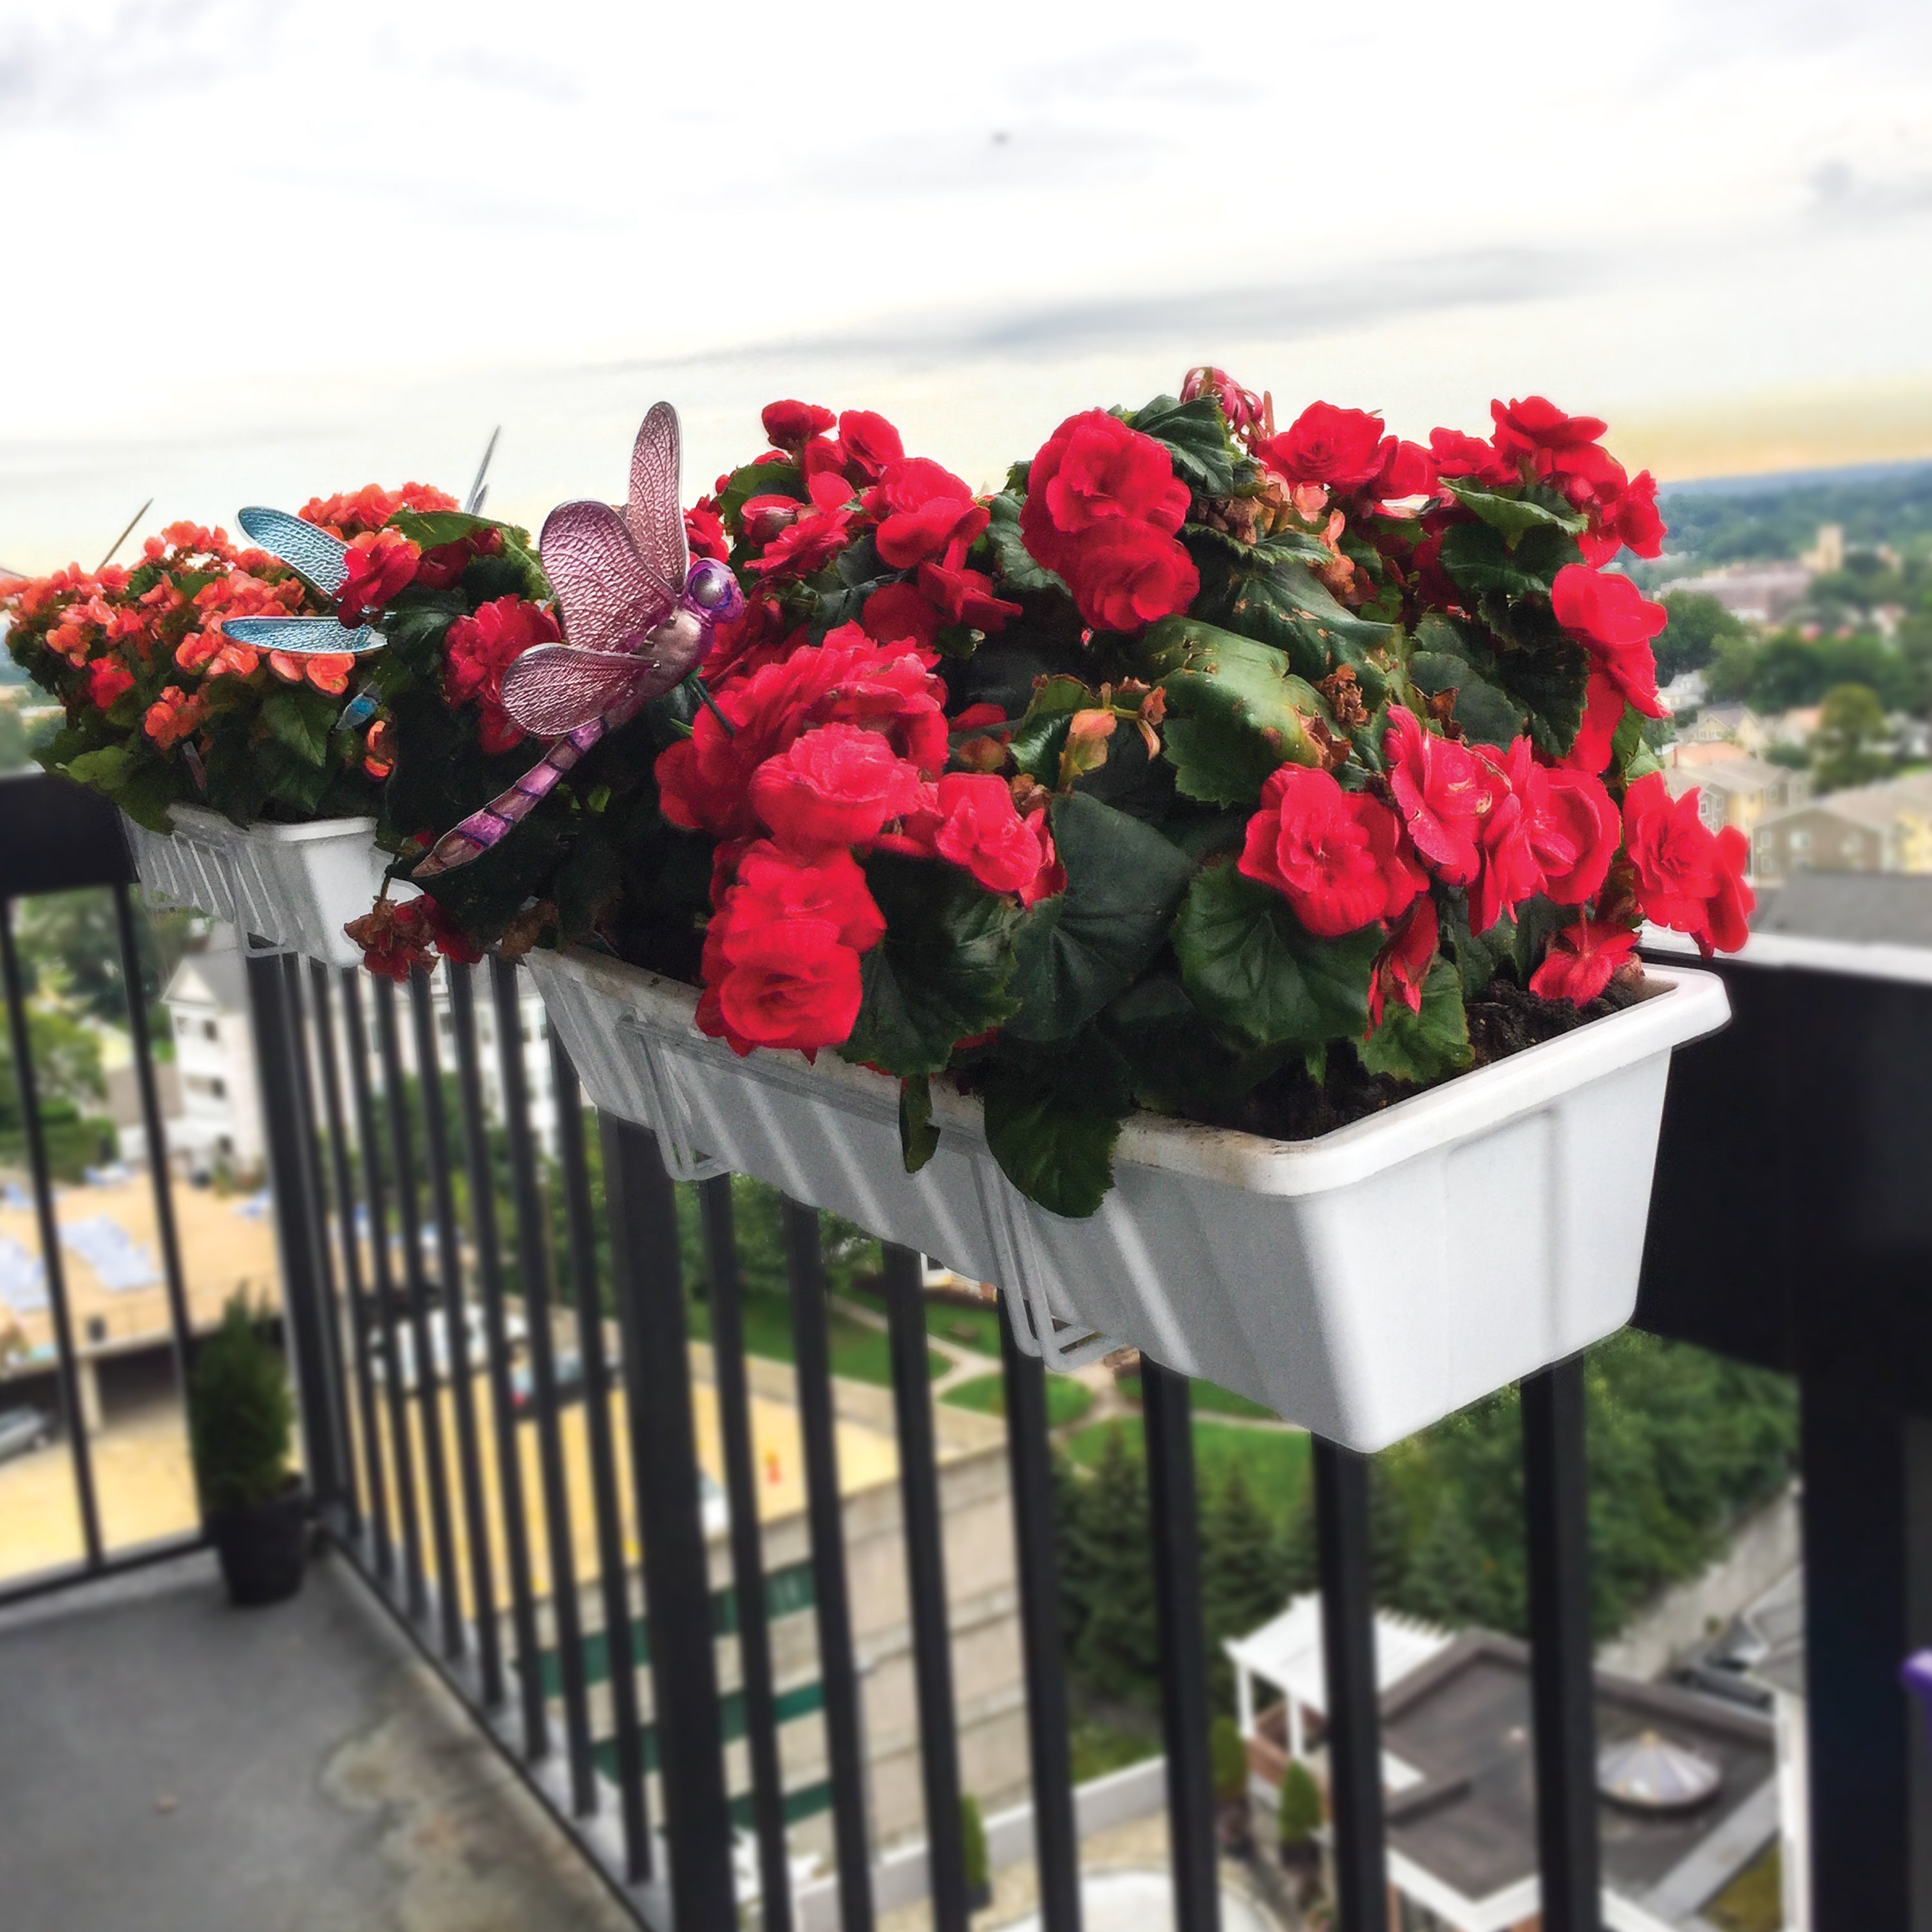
[208,1481,307,1607]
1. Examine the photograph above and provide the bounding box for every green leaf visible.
[718,460,807,531]
[1407,649,1526,748]
[1438,521,1580,599]
[1443,478,1588,544]
[1125,394,1241,497]
[261,687,333,768]
[388,509,546,595]
[839,856,1021,1077]
[1140,615,1328,805]
[1009,674,1092,781]
[1173,864,1379,1050]
[983,492,1066,596]
[898,1074,939,1173]
[1358,958,1472,1084]
[1004,792,1197,1045]
[978,1058,1123,1218]
[1488,638,1590,759]
[1219,557,1396,691]
[1183,523,1333,571]
[65,744,133,793]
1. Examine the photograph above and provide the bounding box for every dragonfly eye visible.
[686,559,743,621]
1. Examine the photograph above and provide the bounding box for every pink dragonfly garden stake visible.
[413,401,743,877]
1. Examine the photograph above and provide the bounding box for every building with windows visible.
[1663,757,1808,866]
[1752,773,1932,881]
[159,936,263,1180]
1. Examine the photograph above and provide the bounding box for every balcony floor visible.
[0,1547,638,1932]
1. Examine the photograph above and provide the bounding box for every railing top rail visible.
[0,772,134,900]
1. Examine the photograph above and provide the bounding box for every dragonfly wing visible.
[236,507,351,595]
[626,402,688,599]
[498,643,646,737]
[221,615,382,653]
[539,499,677,652]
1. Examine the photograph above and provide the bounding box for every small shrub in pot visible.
[961,1792,991,1912]
[189,1294,305,1606]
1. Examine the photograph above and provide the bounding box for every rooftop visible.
[1379,1632,1776,1915]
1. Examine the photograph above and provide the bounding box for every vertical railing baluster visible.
[1799,1376,1932,1930]
[375,972,462,1656]
[1313,1437,1388,1932]
[282,954,358,1535]
[450,961,542,1743]
[0,897,102,1566]
[491,955,596,1813]
[1142,1361,1220,1932]
[552,1035,651,1880]
[313,963,392,1572]
[784,1198,875,1932]
[245,943,347,1520]
[998,1299,1083,1932]
[604,1119,737,1929]
[1522,1358,1603,1932]
[342,971,423,1607]
[412,966,498,1678]
[111,886,195,1456]
[882,1244,969,1932]
[701,1174,791,1932]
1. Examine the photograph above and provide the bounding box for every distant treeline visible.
[1655,462,1932,571]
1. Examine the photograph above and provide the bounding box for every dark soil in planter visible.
[208,1481,307,1607]
[1187,972,1651,1144]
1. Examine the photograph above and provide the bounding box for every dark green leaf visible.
[984,492,1066,596]
[1004,792,1197,1045]
[1358,958,1472,1084]
[261,687,333,768]
[1219,557,1396,692]
[1407,649,1527,748]
[1439,521,1580,599]
[839,856,1021,1077]
[1489,638,1589,759]
[718,460,808,530]
[1141,615,1329,806]
[1009,674,1092,781]
[1173,864,1379,1049]
[1126,394,1242,497]
[389,509,546,594]
[1443,478,1588,544]
[898,1074,939,1173]
[65,744,133,793]
[978,1058,1123,1218]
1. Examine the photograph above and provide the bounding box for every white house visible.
[160,934,264,1180]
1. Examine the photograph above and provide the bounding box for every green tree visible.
[1063,1425,1160,1705]
[1705,634,1763,705]
[1202,1464,1290,1707]
[1278,1757,1322,1846]
[1210,1714,1248,1805]
[1810,683,1892,792]
[0,1003,113,1180]
[0,701,29,774]
[1655,592,1747,684]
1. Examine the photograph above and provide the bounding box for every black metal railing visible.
[5,764,1931,1932]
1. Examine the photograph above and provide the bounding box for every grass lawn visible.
[687,1292,946,1385]
[942,1370,1094,1428]
[1065,1417,1311,1517]
[848,1284,1005,1358]
[1115,1372,1281,1421]
[1705,1844,1781,1932]
[1068,1715,1160,1785]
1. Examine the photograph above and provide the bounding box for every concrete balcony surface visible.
[0,1549,638,1932]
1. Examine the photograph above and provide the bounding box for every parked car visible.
[368,1303,523,1391]
[0,1406,54,1463]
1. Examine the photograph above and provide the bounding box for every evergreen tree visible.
[1280,1486,1320,1598]
[1278,1758,1322,1846]
[1202,1464,1289,1708]
[1066,1424,1160,1706]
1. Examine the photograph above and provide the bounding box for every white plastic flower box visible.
[529,946,1730,1450]
[122,805,396,969]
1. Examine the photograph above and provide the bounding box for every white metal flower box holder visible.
[530,947,1730,1451]
[122,806,398,969]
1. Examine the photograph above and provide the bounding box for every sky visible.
[5,0,1932,569]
